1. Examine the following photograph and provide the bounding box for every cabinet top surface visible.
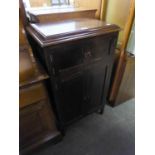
[27,18,120,47]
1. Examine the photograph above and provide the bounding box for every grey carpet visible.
[32,99,135,155]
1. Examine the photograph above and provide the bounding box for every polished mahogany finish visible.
[27,18,119,47]
[27,18,120,130]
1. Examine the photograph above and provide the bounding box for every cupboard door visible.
[82,61,108,113]
[56,69,84,125]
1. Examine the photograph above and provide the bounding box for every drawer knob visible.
[85,51,92,58]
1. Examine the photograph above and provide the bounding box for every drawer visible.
[20,100,57,149]
[83,36,112,61]
[19,83,46,108]
[46,35,115,76]
[47,41,84,73]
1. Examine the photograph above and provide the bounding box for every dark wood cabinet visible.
[27,18,120,129]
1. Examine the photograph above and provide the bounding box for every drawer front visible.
[19,100,57,148]
[46,35,116,77]
[19,83,46,108]
[83,35,115,62]
[47,41,84,75]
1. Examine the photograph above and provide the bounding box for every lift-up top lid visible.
[27,18,120,47]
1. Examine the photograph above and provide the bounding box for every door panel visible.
[56,70,84,124]
[82,61,108,113]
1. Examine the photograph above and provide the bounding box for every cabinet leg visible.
[99,107,104,114]
[61,127,66,136]
[96,107,104,115]
[56,122,66,136]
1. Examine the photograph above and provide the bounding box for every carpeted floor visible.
[31,99,135,155]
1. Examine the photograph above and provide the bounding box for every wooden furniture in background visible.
[114,54,135,105]
[20,5,61,153]
[19,0,29,29]
[27,0,102,18]
[108,0,135,106]
[26,18,120,131]
[100,0,108,21]
[19,5,29,46]
[19,46,61,154]
[27,7,97,23]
